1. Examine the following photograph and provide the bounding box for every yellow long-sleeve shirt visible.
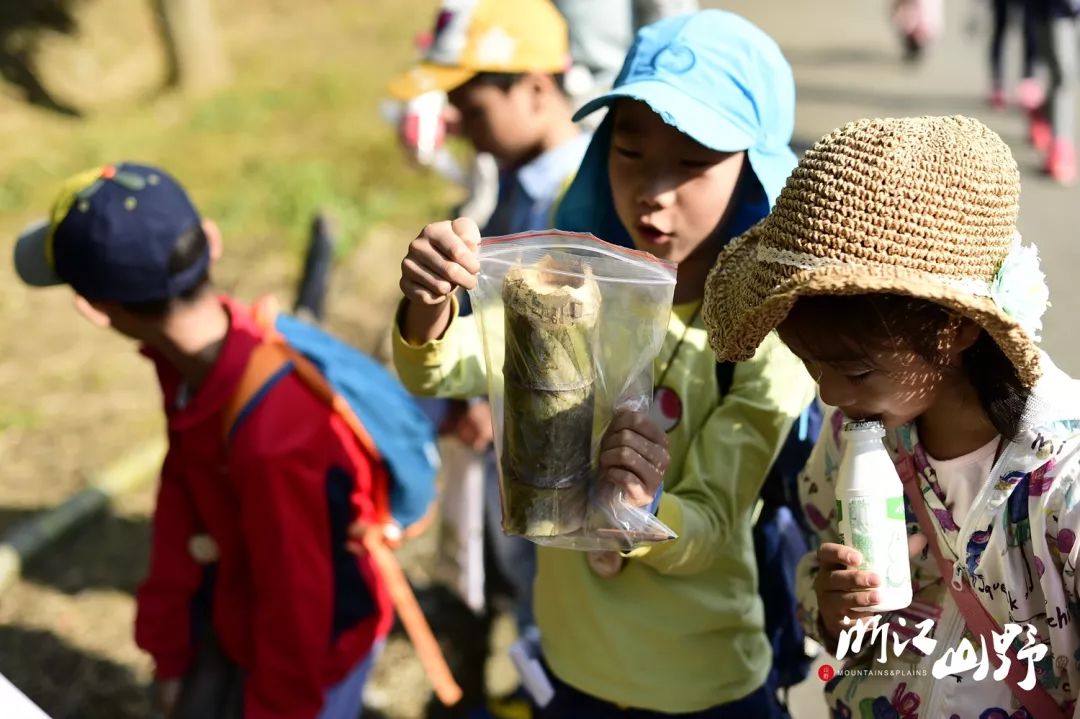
[393,298,814,712]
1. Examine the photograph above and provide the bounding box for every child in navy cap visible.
[15,163,393,719]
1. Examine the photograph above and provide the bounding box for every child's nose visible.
[636,179,676,210]
[817,375,857,410]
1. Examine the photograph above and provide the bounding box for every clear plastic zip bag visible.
[468,231,678,551]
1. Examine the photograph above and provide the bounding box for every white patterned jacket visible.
[796,357,1080,719]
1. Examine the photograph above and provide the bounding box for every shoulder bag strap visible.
[897,449,1065,719]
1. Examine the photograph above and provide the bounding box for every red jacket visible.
[134,297,392,719]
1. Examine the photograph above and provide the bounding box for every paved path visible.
[700,2,1080,716]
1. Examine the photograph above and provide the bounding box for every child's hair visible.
[786,294,1030,439]
[463,71,569,98]
[121,225,211,316]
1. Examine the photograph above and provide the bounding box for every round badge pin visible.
[650,386,683,433]
[587,550,624,578]
[188,533,220,564]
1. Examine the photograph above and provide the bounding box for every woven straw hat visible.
[702,115,1044,387]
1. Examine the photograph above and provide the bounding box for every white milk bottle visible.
[835,420,912,612]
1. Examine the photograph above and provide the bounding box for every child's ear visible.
[202,219,223,262]
[523,72,551,110]
[947,316,983,359]
[73,295,113,329]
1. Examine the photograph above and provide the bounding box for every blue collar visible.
[516,131,592,201]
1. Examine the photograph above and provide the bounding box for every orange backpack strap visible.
[222,341,294,442]
[223,296,292,441]
[225,297,462,707]
[362,526,463,706]
[262,340,394,527]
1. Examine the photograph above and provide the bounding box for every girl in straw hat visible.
[703,114,1079,717]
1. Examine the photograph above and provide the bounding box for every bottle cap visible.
[842,419,885,435]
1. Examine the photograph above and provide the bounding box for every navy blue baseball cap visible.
[14,163,209,302]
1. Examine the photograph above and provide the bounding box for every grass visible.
[0,0,455,259]
[0,0,459,508]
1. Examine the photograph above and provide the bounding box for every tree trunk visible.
[499,260,601,538]
[155,0,230,94]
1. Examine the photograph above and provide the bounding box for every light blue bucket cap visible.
[556,10,797,245]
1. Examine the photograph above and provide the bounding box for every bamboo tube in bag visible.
[500,259,601,537]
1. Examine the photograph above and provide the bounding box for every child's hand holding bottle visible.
[813,542,884,648]
[814,534,927,651]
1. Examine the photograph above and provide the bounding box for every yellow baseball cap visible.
[387,0,570,101]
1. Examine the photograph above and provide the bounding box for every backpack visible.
[223,298,462,706]
[716,363,822,695]
[223,298,440,531]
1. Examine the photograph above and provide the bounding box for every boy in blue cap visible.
[392,10,814,717]
[14,164,394,719]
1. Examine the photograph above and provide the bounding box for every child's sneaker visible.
[1029,111,1053,153]
[1046,139,1078,186]
[988,88,1006,111]
[1016,78,1044,112]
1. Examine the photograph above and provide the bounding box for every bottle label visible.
[839,495,909,588]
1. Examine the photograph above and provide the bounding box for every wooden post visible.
[155,0,231,94]
[500,260,600,537]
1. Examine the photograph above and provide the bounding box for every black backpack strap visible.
[714,361,735,399]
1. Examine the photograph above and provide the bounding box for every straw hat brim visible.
[704,224,1042,387]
